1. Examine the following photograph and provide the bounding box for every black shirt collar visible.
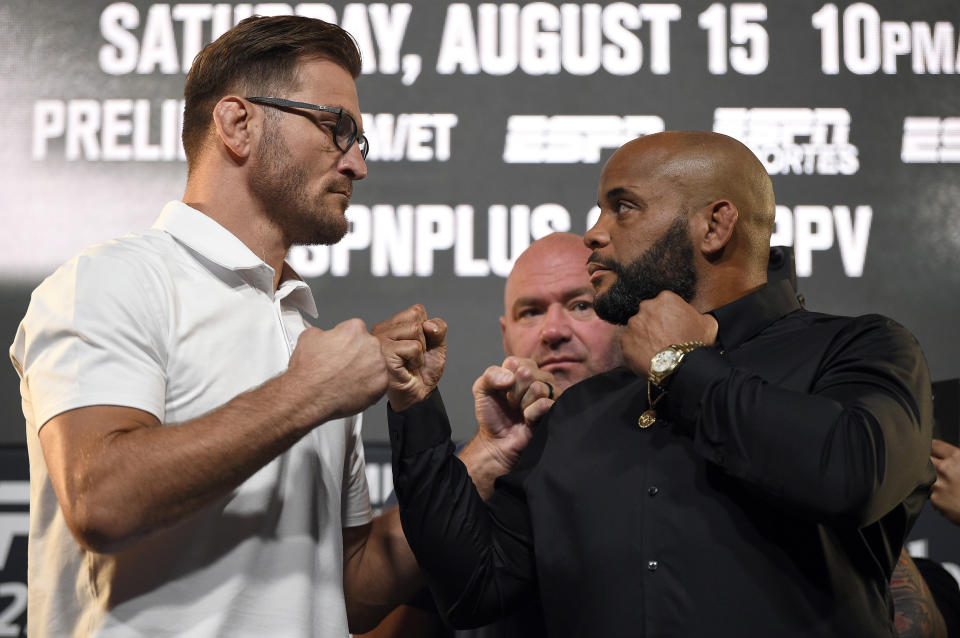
[709,279,802,351]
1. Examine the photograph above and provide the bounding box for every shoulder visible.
[35,231,178,304]
[765,308,921,356]
[20,231,180,348]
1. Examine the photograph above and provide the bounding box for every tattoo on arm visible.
[891,552,948,638]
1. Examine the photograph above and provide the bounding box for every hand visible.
[620,290,719,377]
[931,438,960,527]
[471,356,555,470]
[288,319,388,421]
[372,305,447,412]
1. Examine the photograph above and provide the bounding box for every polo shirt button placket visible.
[647,560,659,572]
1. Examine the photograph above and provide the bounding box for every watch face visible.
[651,348,680,373]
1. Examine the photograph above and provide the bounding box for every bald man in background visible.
[362,232,621,638]
[388,131,935,637]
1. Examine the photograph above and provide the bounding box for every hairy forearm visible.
[51,370,331,553]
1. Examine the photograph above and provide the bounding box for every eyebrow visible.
[600,186,647,209]
[511,287,596,310]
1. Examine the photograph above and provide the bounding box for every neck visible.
[691,268,767,313]
[183,167,289,291]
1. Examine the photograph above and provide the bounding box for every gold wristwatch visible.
[648,342,705,388]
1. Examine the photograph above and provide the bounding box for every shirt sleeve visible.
[342,412,373,527]
[388,390,539,628]
[10,250,169,432]
[664,315,935,526]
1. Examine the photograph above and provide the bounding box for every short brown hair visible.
[181,15,361,167]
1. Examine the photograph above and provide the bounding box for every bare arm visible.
[39,319,387,554]
[892,550,948,638]
[343,511,426,633]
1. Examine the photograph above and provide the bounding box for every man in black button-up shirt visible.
[388,131,935,637]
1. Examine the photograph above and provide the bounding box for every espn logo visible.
[503,115,665,163]
[901,117,960,163]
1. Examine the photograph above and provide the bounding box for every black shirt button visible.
[647,560,659,571]
[648,486,659,496]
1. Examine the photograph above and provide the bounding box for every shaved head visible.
[501,232,622,392]
[608,131,776,269]
[503,233,591,311]
[587,130,778,314]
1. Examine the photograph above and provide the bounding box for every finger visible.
[501,356,521,373]
[519,380,553,411]
[931,439,959,459]
[474,366,515,395]
[385,339,425,371]
[372,319,425,343]
[523,397,554,425]
[423,317,448,348]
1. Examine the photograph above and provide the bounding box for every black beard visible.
[592,215,698,325]
[249,122,348,247]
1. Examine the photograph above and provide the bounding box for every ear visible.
[212,96,256,161]
[698,200,738,260]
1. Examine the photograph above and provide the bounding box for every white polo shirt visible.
[10,201,372,637]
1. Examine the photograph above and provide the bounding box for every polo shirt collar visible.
[709,279,802,351]
[152,201,319,318]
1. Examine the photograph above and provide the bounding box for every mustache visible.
[587,252,624,275]
[331,180,353,198]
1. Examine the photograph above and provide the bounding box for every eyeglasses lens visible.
[335,113,368,159]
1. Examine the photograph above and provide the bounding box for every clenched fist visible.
[372,304,448,411]
[620,291,718,377]
[287,318,388,422]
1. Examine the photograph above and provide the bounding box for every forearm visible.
[892,551,948,638]
[343,509,426,633]
[667,339,933,523]
[47,369,334,553]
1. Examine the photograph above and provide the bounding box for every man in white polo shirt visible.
[10,15,435,637]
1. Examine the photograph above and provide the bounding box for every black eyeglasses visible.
[246,96,369,159]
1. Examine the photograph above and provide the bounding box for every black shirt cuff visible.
[387,389,453,457]
[664,346,729,426]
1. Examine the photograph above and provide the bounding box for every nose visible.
[584,212,609,249]
[541,304,573,346]
[339,142,367,180]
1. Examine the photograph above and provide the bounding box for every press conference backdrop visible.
[1,1,959,629]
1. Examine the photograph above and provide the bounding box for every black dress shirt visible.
[389,280,935,638]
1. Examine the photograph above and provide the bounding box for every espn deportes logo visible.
[901,117,960,163]
[713,108,859,176]
[503,115,665,163]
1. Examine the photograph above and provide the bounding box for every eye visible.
[517,307,542,320]
[570,300,595,315]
